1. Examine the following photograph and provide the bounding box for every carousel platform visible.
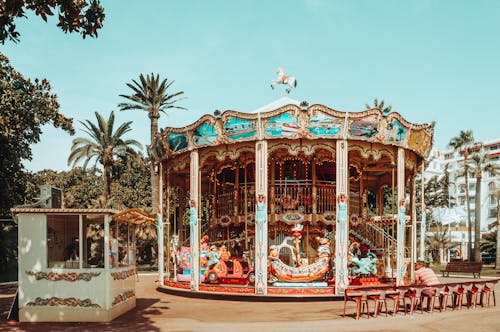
[158,281,340,302]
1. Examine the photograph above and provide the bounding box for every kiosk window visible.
[47,215,79,268]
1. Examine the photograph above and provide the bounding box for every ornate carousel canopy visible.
[152,99,434,160]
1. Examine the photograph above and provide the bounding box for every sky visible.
[2,0,500,172]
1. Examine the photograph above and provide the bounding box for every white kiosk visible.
[11,207,154,322]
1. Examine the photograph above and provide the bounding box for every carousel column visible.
[410,175,417,281]
[312,161,317,215]
[255,140,268,295]
[166,165,171,280]
[419,163,426,261]
[158,163,165,285]
[396,148,406,286]
[189,150,200,291]
[335,140,349,294]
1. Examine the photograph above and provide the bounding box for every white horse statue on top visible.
[271,67,297,94]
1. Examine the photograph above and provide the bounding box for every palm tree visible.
[365,98,392,115]
[68,111,142,200]
[119,73,186,211]
[448,130,475,261]
[425,221,454,264]
[467,148,500,261]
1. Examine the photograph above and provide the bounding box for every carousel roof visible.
[152,99,434,161]
[250,97,300,114]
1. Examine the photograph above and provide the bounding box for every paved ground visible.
[1,274,500,332]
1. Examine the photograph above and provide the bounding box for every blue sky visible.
[3,0,500,171]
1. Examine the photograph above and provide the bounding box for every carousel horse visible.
[350,251,378,276]
[270,67,297,94]
[170,234,180,279]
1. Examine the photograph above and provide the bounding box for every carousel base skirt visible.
[272,282,328,288]
[159,280,340,302]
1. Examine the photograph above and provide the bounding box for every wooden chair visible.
[390,287,409,316]
[438,283,454,311]
[420,284,446,313]
[404,285,426,314]
[480,279,499,307]
[343,288,374,319]
[449,282,465,310]
[370,286,399,317]
[464,282,479,309]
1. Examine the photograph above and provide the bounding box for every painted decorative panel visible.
[349,115,378,139]
[407,128,432,156]
[193,122,218,147]
[307,111,342,137]
[168,133,188,152]
[225,117,256,141]
[26,270,101,282]
[265,112,299,138]
[385,120,406,142]
[27,297,101,308]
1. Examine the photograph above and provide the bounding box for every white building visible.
[426,138,500,232]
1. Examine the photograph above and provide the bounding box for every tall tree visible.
[68,111,141,200]
[0,52,74,217]
[448,130,475,261]
[0,0,105,44]
[467,148,500,261]
[119,73,186,211]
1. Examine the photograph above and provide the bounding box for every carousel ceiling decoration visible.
[152,102,434,161]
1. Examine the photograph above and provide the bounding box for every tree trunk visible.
[150,115,160,212]
[465,162,473,261]
[496,189,500,269]
[474,173,482,262]
[103,164,111,201]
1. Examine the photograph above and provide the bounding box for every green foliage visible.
[480,232,496,257]
[111,156,152,208]
[25,167,103,208]
[68,111,142,199]
[0,223,17,279]
[0,0,105,44]
[0,52,74,217]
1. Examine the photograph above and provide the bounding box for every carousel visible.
[152,98,433,297]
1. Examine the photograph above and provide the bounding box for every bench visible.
[441,261,483,278]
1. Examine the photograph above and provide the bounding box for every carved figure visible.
[350,251,378,276]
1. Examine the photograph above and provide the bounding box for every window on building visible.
[47,215,80,268]
[459,185,466,194]
[444,153,453,160]
[83,215,105,268]
[469,183,476,191]
[489,209,497,218]
[490,194,497,205]
[459,197,465,206]
[108,220,135,268]
[469,196,475,204]
[488,182,496,192]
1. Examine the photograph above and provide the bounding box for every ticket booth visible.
[12,207,154,322]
